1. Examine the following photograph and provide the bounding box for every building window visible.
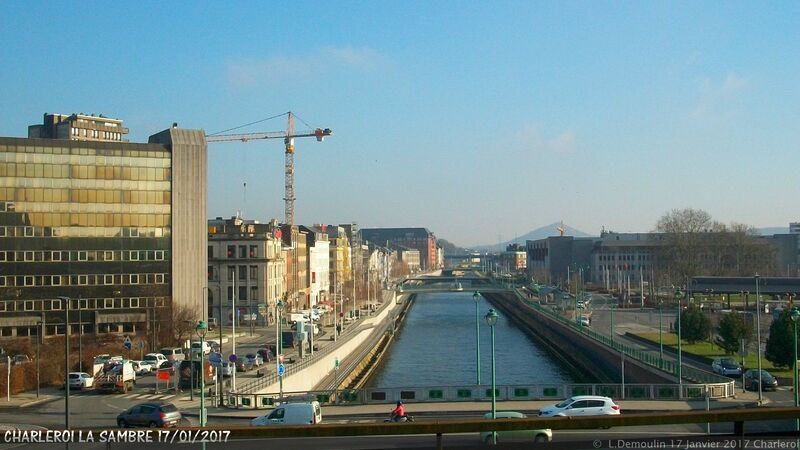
[227,245,235,258]
[239,245,246,258]
[249,245,257,258]
[239,266,247,281]
[250,286,258,302]
[239,287,247,301]
[227,286,234,302]
[208,246,214,259]
[250,266,258,280]
[227,266,235,281]
[208,266,215,281]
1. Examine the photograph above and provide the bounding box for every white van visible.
[250,401,322,426]
[190,341,211,358]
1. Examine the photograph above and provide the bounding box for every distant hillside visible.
[471,222,593,252]
[438,238,470,255]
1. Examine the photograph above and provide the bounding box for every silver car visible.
[480,411,552,444]
[538,396,620,417]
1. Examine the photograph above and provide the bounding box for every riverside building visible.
[0,114,207,348]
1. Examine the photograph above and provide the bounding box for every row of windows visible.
[0,272,167,287]
[598,254,654,261]
[1,145,169,160]
[598,264,653,272]
[0,213,171,229]
[0,162,171,181]
[0,188,171,205]
[0,296,168,313]
[225,245,259,259]
[72,128,123,141]
[226,286,259,302]
[0,249,167,263]
[0,226,167,239]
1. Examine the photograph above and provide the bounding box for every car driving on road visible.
[116,402,182,428]
[480,411,552,444]
[538,396,620,417]
[711,357,743,377]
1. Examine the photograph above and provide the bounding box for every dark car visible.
[116,402,181,428]
[743,369,778,391]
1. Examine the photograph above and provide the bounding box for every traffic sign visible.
[137,340,145,350]
[229,354,237,362]
[258,304,266,315]
[209,352,222,364]
[123,336,132,351]
[277,364,285,377]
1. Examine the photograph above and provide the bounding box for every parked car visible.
[234,359,247,372]
[256,348,272,362]
[190,341,211,357]
[130,361,153,375]
[143,353,168,369]
[538,396,620,417]
[213,361,234,378]
[206,340,221,352]
[251,401,322,426]
[711,357,743,377]
[744,369,778,391]
[116,402,182,428]
[159,347,185,363]
[480,411,552,444]
[245,353,264,367]
[68,372,94,389]
[13,354,31,365]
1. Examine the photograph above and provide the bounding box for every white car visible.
[143,353,168,369]
[480,411,551,444]
[68,372,94,389]
[538,396,620,417]
[130,360,153,375]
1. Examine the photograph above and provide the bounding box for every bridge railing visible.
[222,379,741,410]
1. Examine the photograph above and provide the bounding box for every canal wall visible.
[484,292,674,384]
[250,290,405,397]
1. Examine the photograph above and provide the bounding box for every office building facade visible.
[0,120,206,348]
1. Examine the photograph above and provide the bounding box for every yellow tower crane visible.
[205,112,332,225]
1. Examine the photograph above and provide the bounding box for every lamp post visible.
[790,307,800,432]
[36,314,44,399]
[473,291,481,386]
[658,300,664,367]
[277,297,285,401]
[754,274,763,403]
[195,321,208,427]
[485,308,499,445]
[57,296,70,435]
[677,289,683,391]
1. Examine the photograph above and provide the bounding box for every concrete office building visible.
[0,116,206,349]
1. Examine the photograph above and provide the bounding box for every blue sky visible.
[1,2,798,247]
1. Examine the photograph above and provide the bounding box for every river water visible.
[366,292,576,388]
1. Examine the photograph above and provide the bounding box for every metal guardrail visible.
[509,287,736,395]
[232,381,743,410]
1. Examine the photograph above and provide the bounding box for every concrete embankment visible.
[483,292,674,384]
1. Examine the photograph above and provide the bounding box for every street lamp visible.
[755,274,763,404]
[791,307,799,431]
[484,308,499,445]
[276,297,285,401]
[473,291,481,386]
[36,314,44,398]
[195,320,208,433]
[658,300,664,367]
[57,296,71,434]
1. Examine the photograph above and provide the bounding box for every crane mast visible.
[205,112,332,225]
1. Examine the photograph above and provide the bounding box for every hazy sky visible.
[1,2,798,247]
